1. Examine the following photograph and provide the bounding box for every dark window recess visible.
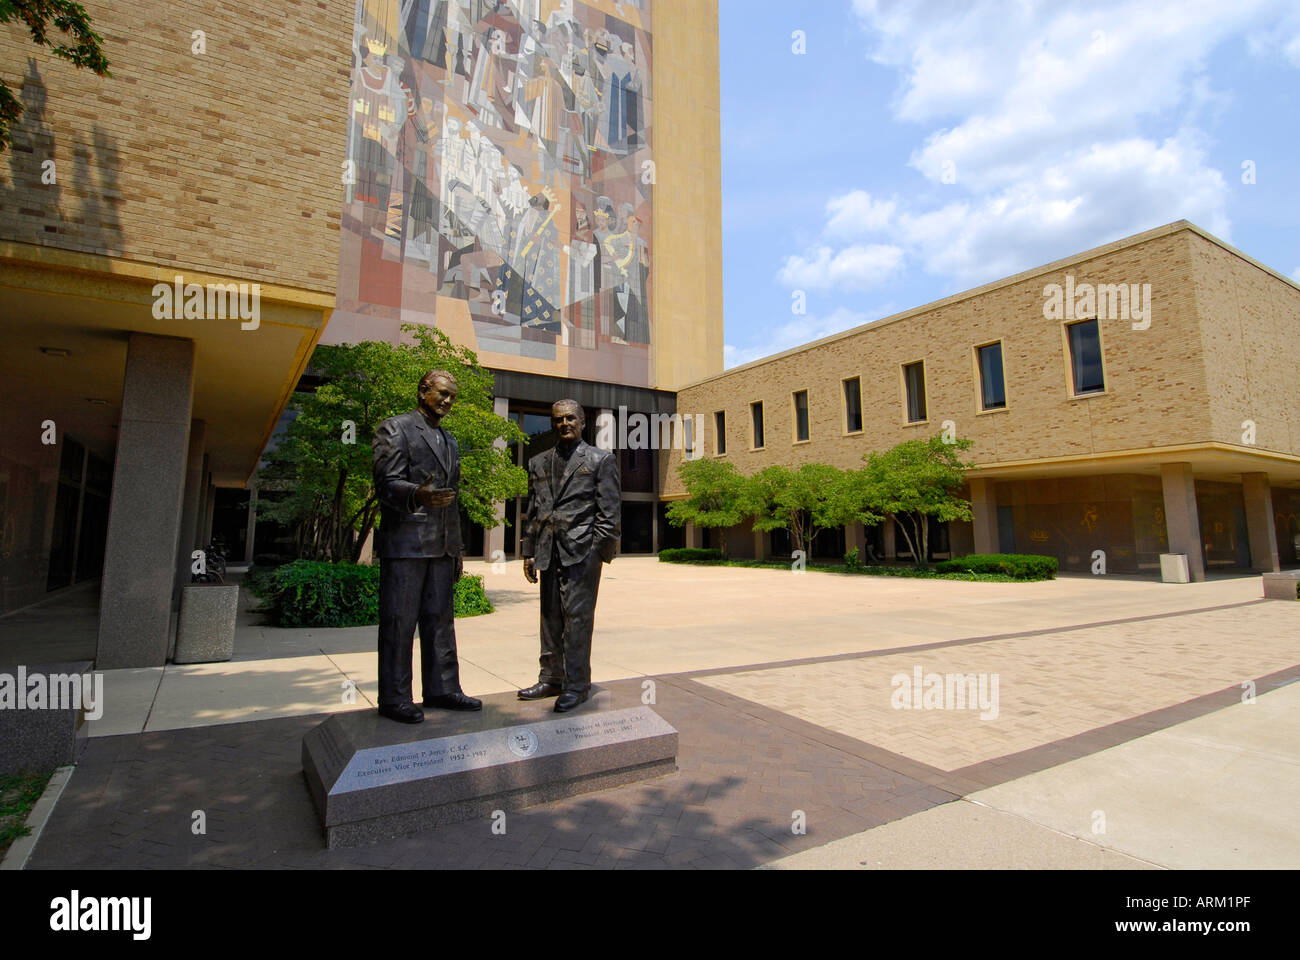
[715,411,726,455]
[977,342,1007,410]
[621,502,654,553]
[903,362,927,423]
[751,402,765,448]
[793,391,810,442]
[844,378,863,433]
[1067,319,1105,394]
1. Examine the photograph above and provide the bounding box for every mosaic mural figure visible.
[339,0,655,383]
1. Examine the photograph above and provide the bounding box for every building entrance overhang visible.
[0,241,332,486]
[968,442,1300,488]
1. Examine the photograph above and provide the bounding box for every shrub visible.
[261,561,493,627]
[932,553,1058,580]
[658,548,726,564]
[454,574,494,618]
[843,546,861,569]
[242,564,281,600]
[263,560,380,627]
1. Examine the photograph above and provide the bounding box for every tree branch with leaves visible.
[0,0,110,152]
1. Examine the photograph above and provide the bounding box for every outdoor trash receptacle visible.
[175,584,239,663]
[1262,572,1300,601]
[1160,554,1190,584]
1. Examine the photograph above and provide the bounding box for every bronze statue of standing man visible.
[518,400,621,712]
[371,370,482,723]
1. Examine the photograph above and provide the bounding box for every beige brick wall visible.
[1191,234,1300,456]
[650,0,724,391]
[663,225,1246,497]
[0,0,353,292]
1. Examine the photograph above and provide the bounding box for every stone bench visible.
[1262,572,1300,601]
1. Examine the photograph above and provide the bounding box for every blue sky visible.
[717,0,1300,367]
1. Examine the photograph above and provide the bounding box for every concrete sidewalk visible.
[764,681,1300,869]
[14,558,1298,869]
[87,558,1270,736]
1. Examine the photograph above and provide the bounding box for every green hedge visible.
[453,574,494,618]
[933,553,1058,580]
[658,548,726,564]
[258,560,493,627]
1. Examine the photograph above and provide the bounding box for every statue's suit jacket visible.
[520,441,620,570]
[372,410,463,559]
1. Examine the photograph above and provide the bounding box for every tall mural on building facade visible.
[336,0,653,387]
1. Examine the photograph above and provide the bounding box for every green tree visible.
[1,0,110,152]
[257,324,526,563]
[744,463,854,558]
[861,435,974,568]
[664,459,748,556]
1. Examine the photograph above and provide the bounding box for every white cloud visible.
[1288,33,1300,66]
[777,243,904,291]
[824,190,896,238]
[1292,266,1300,282]
[724,306,887,368]
[774,0,1280,294]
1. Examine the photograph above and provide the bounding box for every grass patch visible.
[0,770,53,861]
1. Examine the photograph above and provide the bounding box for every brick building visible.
[0,0,724,667]
[662,222,1300,581]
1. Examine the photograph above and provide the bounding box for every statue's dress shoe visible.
[517,682,563,701]
[379,702,425,724]
[554,690,590,713]
[423,692,483,712]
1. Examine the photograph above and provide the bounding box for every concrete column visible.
[486,396,510,563]
[969,478,998,555]
[244,483,258,563]
[201,478,216,545]
[686,521,703,549]
[1242,472,1280,573]
[1160,462,1206,582]
[97,334,195,669]
[174,420,206,602]
[883,518,897,560]
[752,527,767,561]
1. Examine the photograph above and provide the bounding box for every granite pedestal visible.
[302,687,678,848]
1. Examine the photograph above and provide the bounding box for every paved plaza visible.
[8,559,1299,869]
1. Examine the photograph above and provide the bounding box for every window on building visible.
[1066,319,1105,394]
[793,390,810,442]
[715,411,726,455]
[843,378,863,433]
[976,342,1007,410]
[683,416,697,460]
[903,361,927,423]
[751,401,765,449]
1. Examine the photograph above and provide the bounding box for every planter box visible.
[175,584,239,663]
[1160,554,1190,584]
[1262,572,1300,601]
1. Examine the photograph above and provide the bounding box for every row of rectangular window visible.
[722,319,1105,451]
